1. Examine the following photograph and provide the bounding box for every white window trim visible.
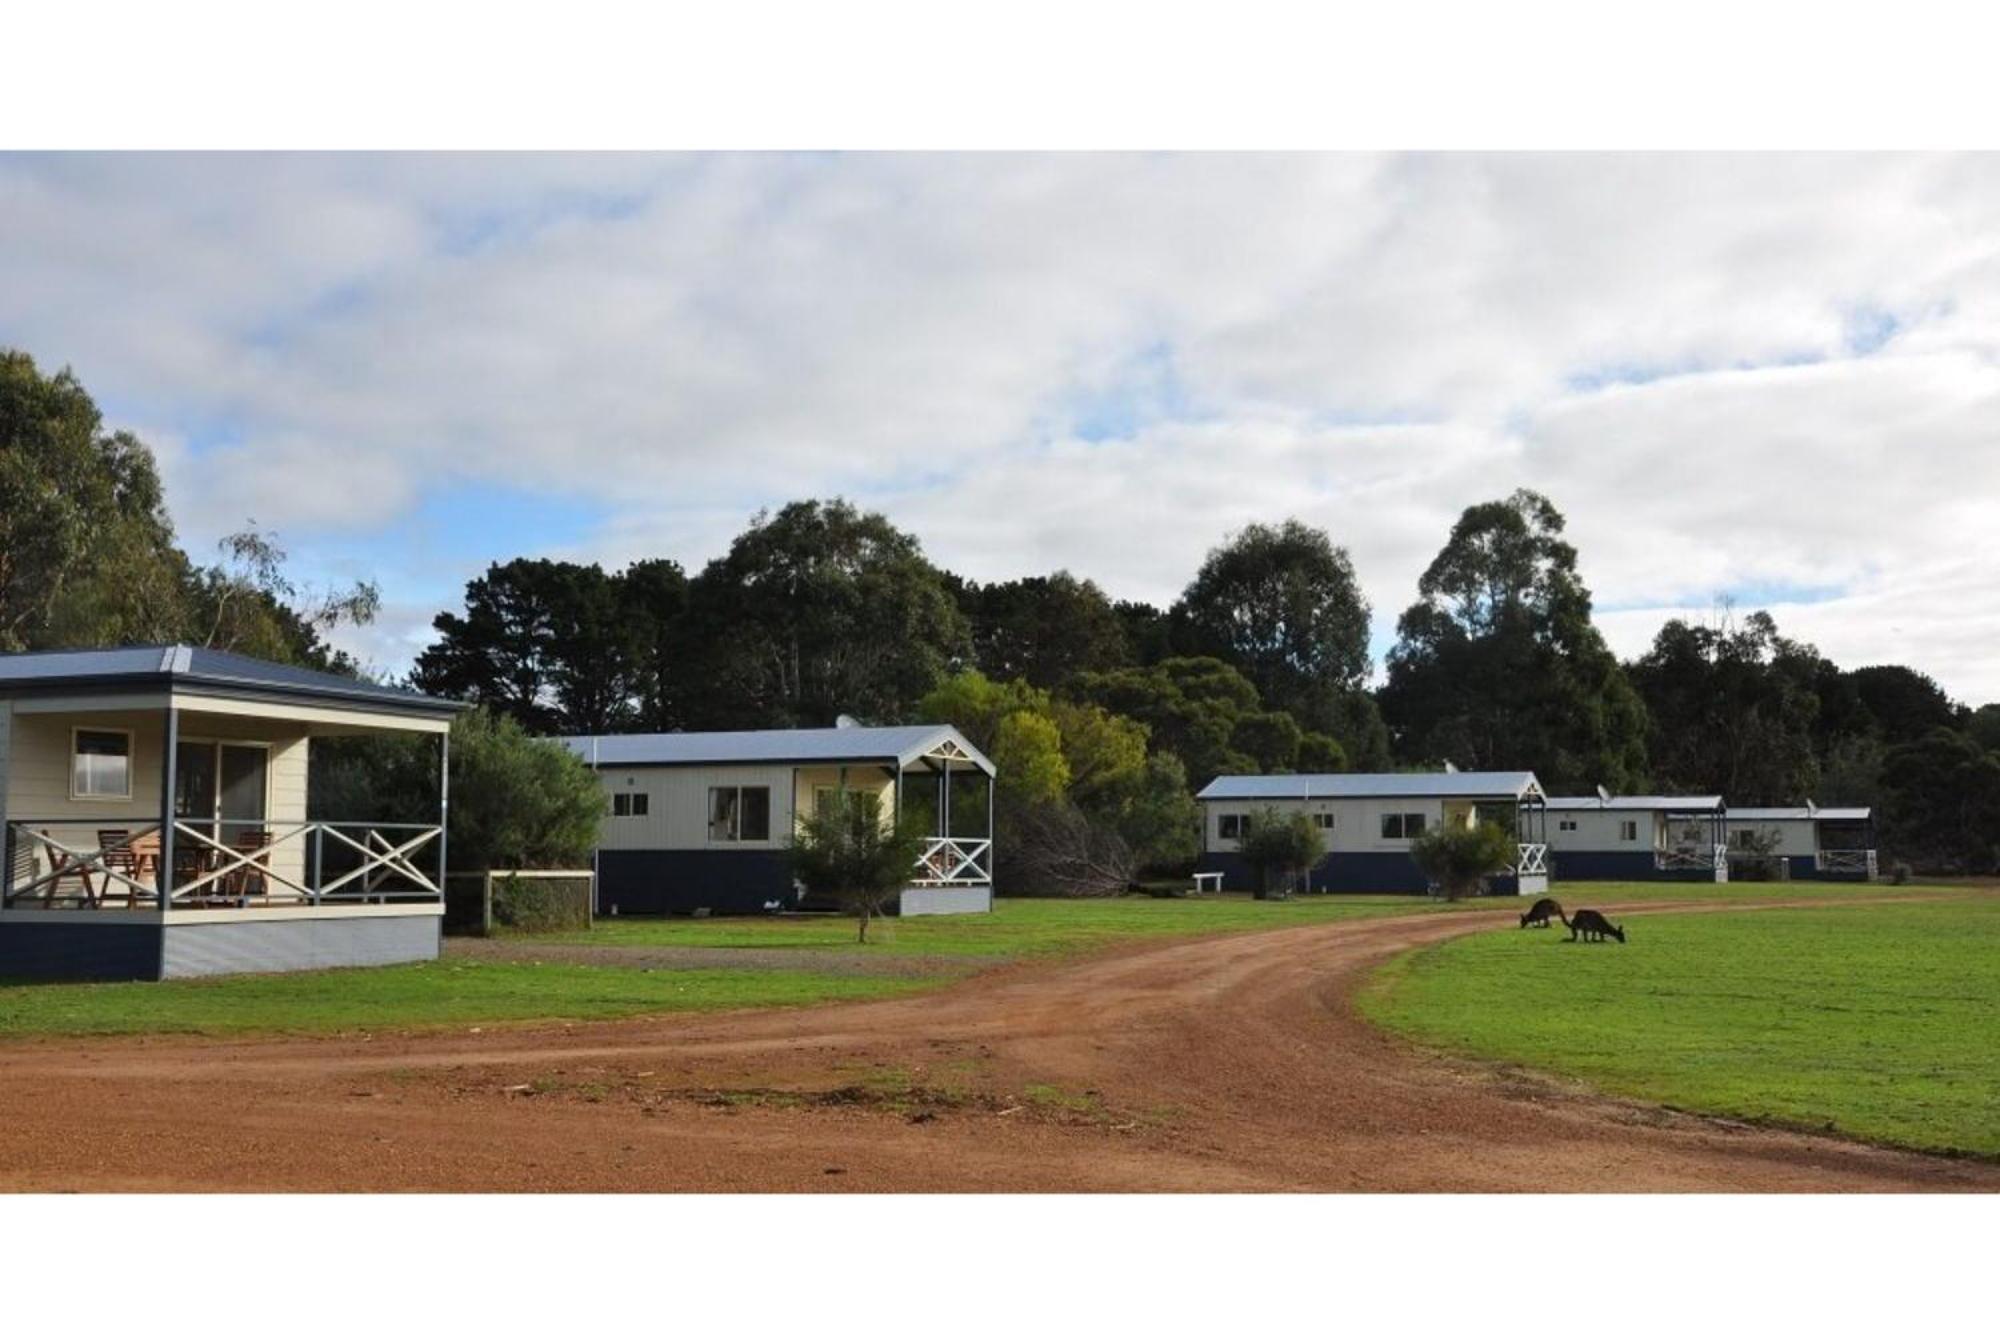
[172,735,275,823]
[709,785,773,844]
[70,725,135,802]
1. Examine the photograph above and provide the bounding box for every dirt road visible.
[1,900,1994,1191]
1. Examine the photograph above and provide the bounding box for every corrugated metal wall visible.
[160,913,440,979]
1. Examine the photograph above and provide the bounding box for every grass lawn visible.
[0,961,939,1039]
[1360,897,2000,1157]
[532,879,1942,959]
[0,880,1962,1041]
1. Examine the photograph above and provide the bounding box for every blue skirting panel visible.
[0,921,161,983]
[596,850,801,916]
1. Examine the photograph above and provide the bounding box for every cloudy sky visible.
[3,153,1996,703]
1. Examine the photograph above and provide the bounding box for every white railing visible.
[4,818,443,910]
[1816,848,1878,877]
[1655,843,1729,872]
[1513,842,1549,876]
[912,836,992,886]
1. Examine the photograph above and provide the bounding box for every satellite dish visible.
[1804,797,1817,816]
[1442,759,1459,774]
[1596,784,1611,804]
[835,714,861,729]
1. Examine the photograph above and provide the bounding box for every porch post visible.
[941,755,952,838]
[893,763,903,827]
[158,703,179,910]
[436,730,451,900]
[986,769,996,877]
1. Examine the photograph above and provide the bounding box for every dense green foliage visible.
[1362,900,2000,1156]
[1382,491,1649,792]
[1408,820,1517,900]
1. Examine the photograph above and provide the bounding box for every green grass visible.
[1360,898,2000,1157]
[0,960,938,1040]
[0,880,1962,1041]
[535,880,1943,959]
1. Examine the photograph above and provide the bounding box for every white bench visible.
[1191,871,1225,893]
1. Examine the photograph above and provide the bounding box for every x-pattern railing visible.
[5,819,442,909]
[1513,842,1549,875]
[1656,843,1729,871]
[913,836,991,885]
[1817,848,1878,876]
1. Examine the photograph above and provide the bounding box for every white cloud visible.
[5,153,1999,703]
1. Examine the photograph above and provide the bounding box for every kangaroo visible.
[1562,908,1626,944]
[1519,896,1565,929]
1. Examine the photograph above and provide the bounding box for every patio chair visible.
[170,841,221,907]
[39,831,98,908]
[98,829,154,909]
[221,828,274,903]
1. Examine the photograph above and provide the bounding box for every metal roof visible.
[1727,806,1872,822]
[0,644,460,716]
[1546,794,1724,812]
[558,724,996,775]
[1197,771,1543,802]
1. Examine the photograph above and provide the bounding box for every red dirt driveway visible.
[1,901,1995,1192]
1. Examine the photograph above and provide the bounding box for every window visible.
[1312,812,1335,831]
[709,786,772,842]
[1380,812,1427,840]
[1729,829,1760,850]
[1620,820,1639,842]
[72,728,132,800]
[1557,818,1578,833]
[611,792,649,818]
[1217,813,1247,840]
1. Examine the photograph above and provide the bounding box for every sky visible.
[3,152,1997,704]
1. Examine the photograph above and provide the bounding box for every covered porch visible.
[793,732,996,913]
[0,646,458,980]
[1657,803,1730,879]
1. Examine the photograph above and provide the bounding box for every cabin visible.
[1194,771,1550,896]
[0,645,458,982]
[1725,805,1877,880]
[1542,793,1731,882]
[558,724,997,916]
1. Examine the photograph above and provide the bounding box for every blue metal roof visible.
[0,644,459,715]
[1197,770,1543,802]
[557,724,996,774]
[1727,806,1871,822]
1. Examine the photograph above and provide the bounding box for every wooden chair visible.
[97,830,153,909]
[222,828,274,903]
[171,841,219,907]
[39,831,98,908]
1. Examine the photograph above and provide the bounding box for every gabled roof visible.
[1545,794,1725,812]
[1727,806,1872,822]
[0,644,459,716]
[1197,770,1543,802]
[558,724,995,775]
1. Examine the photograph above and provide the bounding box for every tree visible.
[1229,710,1303,772]
[0,349,182,650]
[1627,608,1821,803]
[185,527,380,671]
[1381,490,1647,792]
[992,710,1070,805]
[1174,519,1374,753]
[1969,705,2000,754]
[1848,665,1963,746]
[1408,820,1516,900]
[680,499,972,728]
[1296,731,1348,773]
[1236,807,1326,900]
[951,571,1130,688]
[620,558,692,730]
[1075,655,1266,787]
[786,791,927,942]
[413,558,647,735]
[1878,729,2000,874]
[1097,751,1202,871]
[1004,800,1138,896]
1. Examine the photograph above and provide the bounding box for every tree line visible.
[8,347,1998,875]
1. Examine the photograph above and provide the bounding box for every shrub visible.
[1237,807,1326,900]
[1003,800,1136,896]
[786,793,927,943]
[489,873,593,934]
[1729,825,1785,882]
[1409,820,1515,901]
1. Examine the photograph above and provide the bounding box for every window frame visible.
[709,785,773,843]
[1217,813,1247,841]
[1311,811,1336,831]
[1380,811,1428,840]
[70,726,135,802]
[1620,819,1639,843]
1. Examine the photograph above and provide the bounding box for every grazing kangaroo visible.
[1519,897,1565,929]
[1562,909,1626,944]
